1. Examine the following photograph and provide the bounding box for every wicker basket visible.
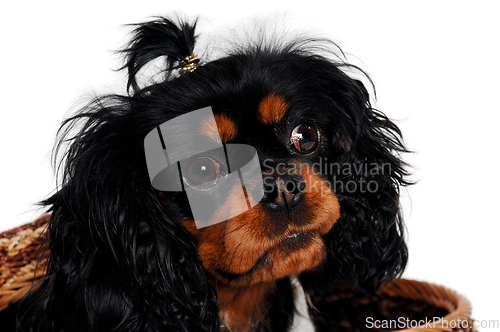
[310,278,476,332]
[0,216,476,332]
[0,215,48,311]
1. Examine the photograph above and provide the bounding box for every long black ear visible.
[302,74,410,293]
[17,95,219,331]
[332,77,409,290]
[122,17,198,93]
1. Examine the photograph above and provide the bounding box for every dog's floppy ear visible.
[302,72,409,292]
[329,77,409,290]
[17,19,218,332]
[122,16,198,93]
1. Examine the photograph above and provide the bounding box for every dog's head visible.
[22,17,409,331]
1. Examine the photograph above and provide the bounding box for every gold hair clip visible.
[178,54,200,75]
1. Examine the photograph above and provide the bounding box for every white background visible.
[1,1,499,330]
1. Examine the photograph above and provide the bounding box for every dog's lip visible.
[215,232,315,281]
[285,232,302,240]
[280,231,311,246]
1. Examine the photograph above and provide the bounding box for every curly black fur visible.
[13,17,410,332]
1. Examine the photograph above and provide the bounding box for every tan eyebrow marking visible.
[200,114,238,143]
[258,94,289,125]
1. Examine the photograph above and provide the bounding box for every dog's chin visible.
[214,231,327,286]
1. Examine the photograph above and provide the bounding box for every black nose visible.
[262,173,306,212]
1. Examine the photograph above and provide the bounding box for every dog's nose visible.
[262,173,306,212]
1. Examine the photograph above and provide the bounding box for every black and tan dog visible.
[9,17,409,332]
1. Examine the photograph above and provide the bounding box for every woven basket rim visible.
[0,215,49,311]
[379,278,473,332]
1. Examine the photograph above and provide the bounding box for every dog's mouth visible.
[272,231,316,254]
[215,231,324,283]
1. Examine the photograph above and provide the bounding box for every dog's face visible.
[175,93,341,287]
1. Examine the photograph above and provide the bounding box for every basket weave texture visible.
[0,216,476,332]
[311,278,476,332]
[0,215,48,311]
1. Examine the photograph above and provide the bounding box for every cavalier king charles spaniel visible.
[10,17,409,332]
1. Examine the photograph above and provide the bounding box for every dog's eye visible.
[184,157,221,188]
[290,124,319,153]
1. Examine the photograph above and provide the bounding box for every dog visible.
[11,17,409,332]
